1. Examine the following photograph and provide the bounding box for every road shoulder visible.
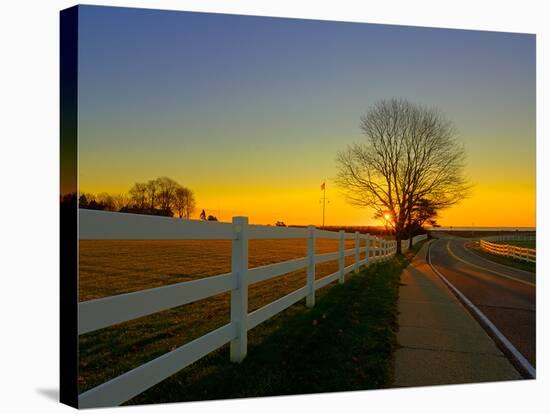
[393,241,522,387]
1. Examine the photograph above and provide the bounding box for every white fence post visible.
[306,225,316,308]
[230,216,248,363]
[354,231,360,273]
[365,234,370,266]
[339,230,345,283]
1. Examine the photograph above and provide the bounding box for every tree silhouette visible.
[78,194,89,208]
[111,193,130,211]
[174,186,196,219]
[146,179,159,210]
[129,183,147,209]
[96,192,115,211]
[156,177,179,212]
[336,98,470,254]
[405,198,438,246]
[80,177,197,218]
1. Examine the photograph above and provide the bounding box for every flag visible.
[320,182,325,191]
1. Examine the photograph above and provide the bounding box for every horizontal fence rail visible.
[79,322,238,408]
[400,234,428,253]
[77,209,426,407]
[480,235,536,263]
[79,209,236,240]
[79,272,235,335]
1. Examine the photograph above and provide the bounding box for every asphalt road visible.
[428,236,536,368]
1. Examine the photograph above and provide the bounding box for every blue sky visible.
[77,5,535,226]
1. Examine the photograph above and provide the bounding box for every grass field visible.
[126,245,421,404]
[78,238,385,395]
[494,240,536,249]
[77,242,422,404]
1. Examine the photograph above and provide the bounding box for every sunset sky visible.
[77,6,535,227]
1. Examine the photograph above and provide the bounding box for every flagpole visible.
[322,182,326,227]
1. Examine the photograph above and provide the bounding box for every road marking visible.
[445,241,535,287]
[428,241,536,379]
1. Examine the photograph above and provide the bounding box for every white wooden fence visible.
[77,210,414,407]
[401,234,428,253]
[479,234,536,263]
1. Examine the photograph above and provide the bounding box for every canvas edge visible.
[60,4,79,409]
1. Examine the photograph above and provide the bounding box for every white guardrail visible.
[479,235,536,263]
[77,210,425,407]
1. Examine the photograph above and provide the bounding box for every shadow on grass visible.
[127,251,416,406]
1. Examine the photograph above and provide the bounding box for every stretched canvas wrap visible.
[60,5,536,409]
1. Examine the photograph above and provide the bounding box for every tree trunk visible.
[395,233,402,255]
[407,207,413,250]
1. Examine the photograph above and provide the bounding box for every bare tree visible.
[335,98,470,254]
[78,192,96,208]
[146,179,159,210]
[129,182,147,209]
[96,192,116,211]
[156,176,179,212]
[111,193,130,211]
[173,186,197,219]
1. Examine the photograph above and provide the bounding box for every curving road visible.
[428,235,536,368]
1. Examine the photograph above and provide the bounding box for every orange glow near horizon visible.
[75,10,535,229]
[77,113,535,229]
[79,173,536,228]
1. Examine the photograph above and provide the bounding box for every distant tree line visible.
[297,225,392,236]
[79,176,197,218]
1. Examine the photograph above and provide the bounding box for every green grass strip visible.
[126,246,420,405]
